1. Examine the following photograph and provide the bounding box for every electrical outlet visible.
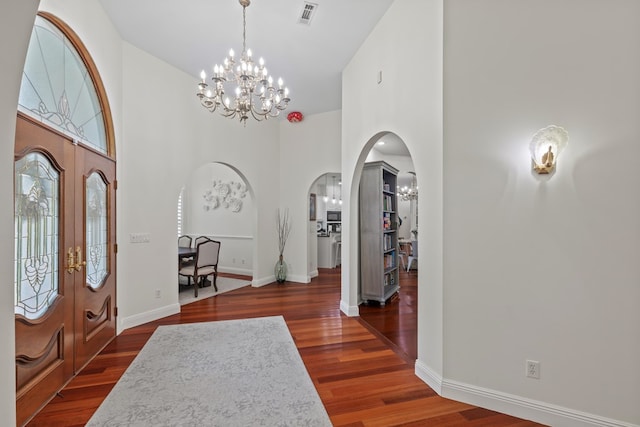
[242,259,245,264]
[526,360,540,379]
[233,258,236,264]
[155,289,161,298]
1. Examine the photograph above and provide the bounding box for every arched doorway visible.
[354,132,418,360]
[176,162,256,299]
[14,13,116,426]
[308,172,342,278]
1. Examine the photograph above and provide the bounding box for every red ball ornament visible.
[287,111,303,123]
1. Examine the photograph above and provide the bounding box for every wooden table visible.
[178,246,196,268]
[179,246,196,259]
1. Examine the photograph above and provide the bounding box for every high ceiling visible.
[98,0,394,117]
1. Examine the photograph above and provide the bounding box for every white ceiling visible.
[98,0,394,117]
[372,133,410,157]
[98,0,413,159]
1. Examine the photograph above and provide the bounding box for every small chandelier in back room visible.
[196,0,290,124]
[399,171,418,201]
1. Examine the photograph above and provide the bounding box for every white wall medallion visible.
[203,180,247,213]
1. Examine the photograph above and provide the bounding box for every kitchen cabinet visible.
[318,234,341,268]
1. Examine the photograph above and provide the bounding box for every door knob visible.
[66,247,75,274]
[74,246,86,271]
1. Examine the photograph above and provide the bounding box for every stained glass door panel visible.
[74,148,116,372]
[14,152,59,319]
[14,116,75,427]
[86,172,108,288]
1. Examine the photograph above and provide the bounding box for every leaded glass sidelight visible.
[18,15,107,154]
[86,173,108,288]
[15,153,60,319]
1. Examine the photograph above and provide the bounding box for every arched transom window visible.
[18,15,108,154]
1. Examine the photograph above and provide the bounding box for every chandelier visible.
[398,172,418,201]
[196,0,290,124]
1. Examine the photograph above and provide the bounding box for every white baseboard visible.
[408,372,638,427]
[286,273,310,283]
[340,300,359,316]
[251,275,274,287]
[414,359,442,394]
[251,273,314,286]
[219,266,252,276]
[118,303,180,333]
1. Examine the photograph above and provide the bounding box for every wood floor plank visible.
[26,269,544,426]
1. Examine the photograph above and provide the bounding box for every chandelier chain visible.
[242,5,246,55]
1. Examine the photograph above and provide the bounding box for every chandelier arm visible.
[249,107,267,121]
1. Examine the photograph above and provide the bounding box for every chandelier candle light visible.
[399,172,418,201]
[196,0,290,124]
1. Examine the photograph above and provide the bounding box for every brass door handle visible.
[66,247,75,274]
[74,246,86,271]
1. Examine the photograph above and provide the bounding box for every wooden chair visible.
[178,236,211,286]
[406,240,418,272]
[193,235,210,250]
[178,235,194,286]
[180,236,209,268]
[178,236,194,263]
[398,240,407,271]
[178,235,192,249]
[179,239,221,297]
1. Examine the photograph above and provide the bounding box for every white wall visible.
[278,110,341,282]
[0,3,40,424]
[185,163,253,275]
[118,41,281,327]
[443,1,640,425]
[342,0,444,377]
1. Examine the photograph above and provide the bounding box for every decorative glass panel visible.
[15,153,59,319]
[86,172,108,288]
[18,16,107,154]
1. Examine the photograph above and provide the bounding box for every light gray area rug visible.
[87,316,332,427]
[178,277,250,306]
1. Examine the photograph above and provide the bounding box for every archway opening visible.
[354,132,418,361]
[176,162,255,302]
[307,172,342,279]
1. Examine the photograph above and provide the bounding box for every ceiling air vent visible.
[298,2,318,25]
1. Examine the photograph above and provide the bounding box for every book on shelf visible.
[384,253,395,269]
[383,234,393,251]
[383,212,391,230]
[382,195,393,211]
[384,271,397,288]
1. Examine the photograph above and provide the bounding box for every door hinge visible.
[114,179,118,190]
[114,306,118,317]
[114,243,118,253]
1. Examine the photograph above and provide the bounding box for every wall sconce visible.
[529,125,569,174]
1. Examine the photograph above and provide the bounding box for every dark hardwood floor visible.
[27,269,543,426]
[359,268,418,363]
